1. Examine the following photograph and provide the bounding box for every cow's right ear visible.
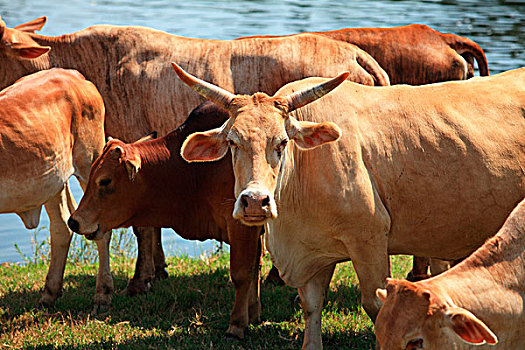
[14,16,47,33]
[181,128,228,162]
[9,42,50,59]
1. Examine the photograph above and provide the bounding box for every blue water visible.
[0,0,523,262]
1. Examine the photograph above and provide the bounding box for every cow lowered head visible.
[68,132,157,240]
[173,63,346,226]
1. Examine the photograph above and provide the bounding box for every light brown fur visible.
[177,68,525,349]
[0,68,111,308]
[375,198,525,349]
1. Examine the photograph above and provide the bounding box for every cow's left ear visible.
[286,117,341,150]
[181,127,228,162]
[122,151,141,181]
[444,307,498,345]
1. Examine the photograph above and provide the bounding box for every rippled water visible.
[0,0,523,262]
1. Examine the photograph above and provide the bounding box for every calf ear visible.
[181,128,228,162]
[286,117,342,150]
[376,288,387,303]
[134,131,157,144]
[14,16,47,33]
[444,307,498,345]
[124,155,141,182]
[9,42,50,59]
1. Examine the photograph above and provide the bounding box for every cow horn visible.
[0,17,5,39]
[284,72,350,113]
[171,62,235,109]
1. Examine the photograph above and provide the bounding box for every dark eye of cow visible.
[406,338,423,349]
[99,178,112,187]
[276,139,288,158]
[228,140,237,148]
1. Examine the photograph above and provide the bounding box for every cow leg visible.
[248,234,263,324]
[226,224,262,339]
[39,185,73,306]
[152,228,168,280]
[92,230,114,312]
[74,179,115,310]
[124,226,154,295]
[297,264,335,350]
[351,246,390,322]
[407,256,430,282]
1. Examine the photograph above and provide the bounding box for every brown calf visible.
[69,102,261,339]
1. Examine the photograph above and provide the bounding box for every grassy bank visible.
[0,236,412,349]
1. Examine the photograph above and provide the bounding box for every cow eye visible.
[99,178,112,187]
[228,140,237,148]
[406,338,423,349]
[276,139,288,158]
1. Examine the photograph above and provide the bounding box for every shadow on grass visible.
[1,264,375,349]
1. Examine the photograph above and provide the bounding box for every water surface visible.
[0,0,523,262]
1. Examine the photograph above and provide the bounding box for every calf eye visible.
[406,338,423,349]
[99,178,112,187]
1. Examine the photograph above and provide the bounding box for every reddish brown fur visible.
[239,24,489,85]
[70,102,262,339]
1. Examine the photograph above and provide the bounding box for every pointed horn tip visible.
[338,71,350,81]
[171,62,184,76]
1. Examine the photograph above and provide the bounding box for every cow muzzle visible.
[67,217,104,241]
[233,188,277,226]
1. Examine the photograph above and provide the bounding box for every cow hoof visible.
[154,268,169,280]
[123,279,151,296]
[38,293,57,308]
[94,293,112,308]
[91,303,110,315]
[225,326,244,341]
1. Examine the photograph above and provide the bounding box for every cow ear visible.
[14,16,47,33]
[286,117,341,150]
[125,157,141,181]
[134,131,157,144]
[9,42,50,59]
[181,127,228,162]
[444,307,498,345]
[376,288,387,303]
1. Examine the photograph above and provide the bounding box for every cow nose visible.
[241,193,270,210]
[67,217,80,233]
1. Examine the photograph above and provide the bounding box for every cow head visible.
[172,63,345,226]
[68,133,156,240]
[375,279,498,349]
[0,16,51,88]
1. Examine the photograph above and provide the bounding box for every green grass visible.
[0,231,412,349]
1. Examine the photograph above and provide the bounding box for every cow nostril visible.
[241,194,249,208]
[261,196,270,207]
[67,217,79,233]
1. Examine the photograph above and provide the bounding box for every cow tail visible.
[445,35,489,76]
[356,50,390,86]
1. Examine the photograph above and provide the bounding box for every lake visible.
[0,0,523,262]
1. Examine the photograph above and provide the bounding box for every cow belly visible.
[0,171,70,214]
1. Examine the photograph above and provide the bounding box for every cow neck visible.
[419,206,525,318]
[132,131,218,236]
[30,31,97,71]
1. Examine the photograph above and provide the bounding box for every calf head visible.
[172,63,345,226]
[68,133,155,240]
[375,279,498,350]
[0,16,50,88]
